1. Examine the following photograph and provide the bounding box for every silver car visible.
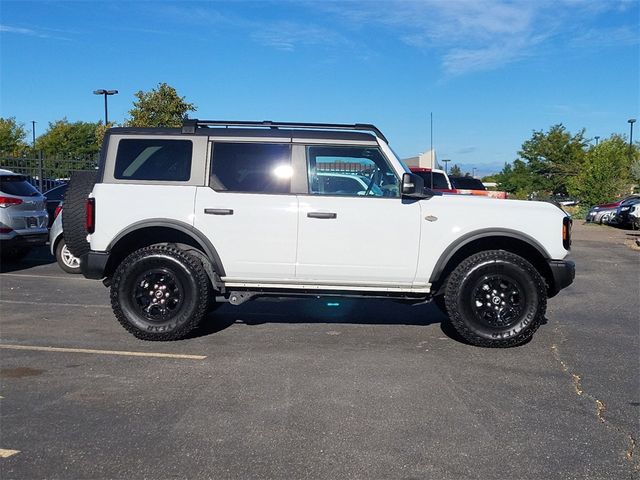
[49,204,81,273]
[0,169,48,260]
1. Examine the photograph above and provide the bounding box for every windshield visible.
[0,175,41,197]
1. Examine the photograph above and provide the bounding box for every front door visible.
[295,144,421,286]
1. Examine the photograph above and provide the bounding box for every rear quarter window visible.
[114,139,193,181]
[0,175,40,196]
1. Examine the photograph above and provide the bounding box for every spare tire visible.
[63,170,98,258]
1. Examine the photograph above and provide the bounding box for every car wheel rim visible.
[132,268,183,322]
[61,244,80,268]
[472,275,524,328]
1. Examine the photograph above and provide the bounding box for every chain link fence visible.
[0,152,98,192]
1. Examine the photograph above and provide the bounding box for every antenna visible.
[430,112,434,189]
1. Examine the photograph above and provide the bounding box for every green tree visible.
[127,82,196,128]
[481,174,500,183]
[0,117,29,154]
[630,155,640,185]
[518,124,587,195]
[35,119,101,158]
[449,164,462,176]
[495,159,535,199]
[568,135,636,206]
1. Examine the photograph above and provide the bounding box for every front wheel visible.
[444,250,547,348]
[110,245,211,341]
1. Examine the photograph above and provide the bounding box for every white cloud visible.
[313,0,637,75]
[0,24,71,40]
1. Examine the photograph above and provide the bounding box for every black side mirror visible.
[401,172,425,198]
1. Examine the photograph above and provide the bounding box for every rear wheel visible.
[110,245,211,341]
[444,250,546,348]
[55,239,81,274]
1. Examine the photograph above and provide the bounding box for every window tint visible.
[307,146,399,197]
[414,171,450,190]
[450,177,486,190]
[210,143,292,194]
[114,139,192,181]
[0,175,40,197]
[44,184,67,200]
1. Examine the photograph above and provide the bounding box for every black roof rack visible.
[181,118,387,143]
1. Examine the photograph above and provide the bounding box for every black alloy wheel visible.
[444,250,547,348]
[111,245,211,341]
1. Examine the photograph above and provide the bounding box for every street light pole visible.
[31,121,36,147]
[472,167,477,178]
[93,89,118,124]
[628,119,636,149]
[441,159,451,174]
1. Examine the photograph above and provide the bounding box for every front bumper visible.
[80,251,110,279]
[548,259,575,297]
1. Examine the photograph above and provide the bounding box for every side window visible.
[210,143,292,194]
[114,139,192,181]
[306,146,399,197]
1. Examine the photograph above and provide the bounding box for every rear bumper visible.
[548,259,575,297]
[0,232,48,249]
[80,251,109,279]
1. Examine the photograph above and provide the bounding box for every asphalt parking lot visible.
[1,222,638,480]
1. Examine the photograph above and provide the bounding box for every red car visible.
[408,167,457,194]
[409,167,507,198]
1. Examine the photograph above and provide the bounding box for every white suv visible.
[66,120,574,347]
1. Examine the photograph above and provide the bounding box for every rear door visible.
[194,141,299,280]
[295,144,421,286]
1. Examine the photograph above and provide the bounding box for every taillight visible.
[0,196,23,208]
[0,227,13,233]
[86,198,95,234]
[562,217,572,250]
[54,204,63,219]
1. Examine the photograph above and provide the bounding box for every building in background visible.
[402,149,439,169]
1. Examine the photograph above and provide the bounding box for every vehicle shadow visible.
[0,246,56,273]
[189,297,469,344]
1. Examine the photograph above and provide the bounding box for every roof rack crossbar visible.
[182,119,387,143]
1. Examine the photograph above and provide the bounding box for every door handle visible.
[307,212,337,219]
[204,208,234,215]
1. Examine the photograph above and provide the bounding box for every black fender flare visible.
[428,228,551,284]
[107,219,226,276]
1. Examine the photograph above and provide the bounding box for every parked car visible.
[449,176,507,198]
[62,119,574,348]
[0,169,49,260]
[49,203,81,273]
[43,183,68,227]
[315,172,386,196]
[586,195,640,224]
[629,204,640,230]
[408,167,457,194]
[611,197,640,228]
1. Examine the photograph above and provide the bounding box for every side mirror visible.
[401,173,425,198]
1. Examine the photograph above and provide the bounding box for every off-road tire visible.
[444,250,547,348]
[55,239,81,274]
[110,245,211,341]
[62,170,97,258]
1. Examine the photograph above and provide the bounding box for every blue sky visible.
[1,0,638,175]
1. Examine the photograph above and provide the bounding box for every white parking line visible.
[0,273,89,281]
[0,300,110,309]
[0,344,206,360]
[0,449,20,458]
